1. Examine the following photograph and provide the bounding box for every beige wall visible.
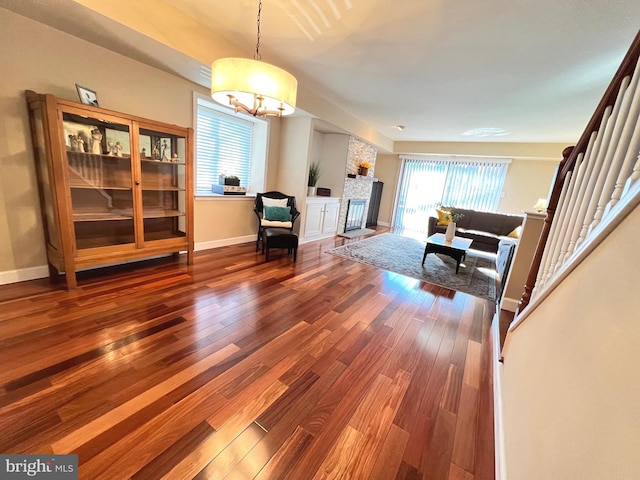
[394,141,567,159]
[194,198,257,246]
[501,203,640,480]
[278,116,314,234]
[373,154,402,225]
[499,158,559,214]
[72,0,243,64]
[316,133,349,199]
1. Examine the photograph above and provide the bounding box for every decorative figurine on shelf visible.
[171,153,179,163]
[141,147,147,158]
[161,139,170,162]
[90,128,102,154]
[107,140,115,156]
[114,142,123,157]
[69,134,79,152]
[152,140,161,160]
[76,135,85,153]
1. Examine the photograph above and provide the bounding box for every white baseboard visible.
[1,237,255,286]
[0,265,50,285]
[491,312,507,480]
[500,297,519,312]
[195,234,255,251]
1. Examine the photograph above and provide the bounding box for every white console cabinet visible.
[303,197,340,241]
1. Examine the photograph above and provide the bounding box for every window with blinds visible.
[195,96,267,196]
[394,156,510,234]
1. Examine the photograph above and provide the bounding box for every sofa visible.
[427,207,524,253]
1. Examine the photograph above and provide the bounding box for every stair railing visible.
[511,29,640,329]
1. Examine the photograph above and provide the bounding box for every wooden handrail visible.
[515,29,640,316]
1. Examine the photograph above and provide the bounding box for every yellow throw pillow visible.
[508,226,522,239]
[436,208,453,226]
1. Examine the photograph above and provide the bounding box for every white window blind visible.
[441,159,509,210]
[195,99,254,196]
[395,156,510,234]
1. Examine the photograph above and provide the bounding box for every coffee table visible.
[422,233,473,274]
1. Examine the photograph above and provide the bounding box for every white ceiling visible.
[162,0,640,144]
[4,0,640,145]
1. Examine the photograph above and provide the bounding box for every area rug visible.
[337,228,376,239]
[326,233,497,300]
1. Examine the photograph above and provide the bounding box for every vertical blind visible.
[195,102,253,196]
[395,156,510,234]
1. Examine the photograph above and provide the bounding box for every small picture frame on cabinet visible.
[76,84,99,107]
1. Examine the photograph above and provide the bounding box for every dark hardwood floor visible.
[0,229,495,479]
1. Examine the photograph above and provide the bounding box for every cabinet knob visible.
[135,180,140,186]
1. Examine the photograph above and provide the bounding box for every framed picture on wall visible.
[75,84,99,107]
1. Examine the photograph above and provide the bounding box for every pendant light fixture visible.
[210,0,297,117]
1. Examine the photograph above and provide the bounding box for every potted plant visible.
[358,161,372,176]
[308,162,321,196]
[219,175,240,186]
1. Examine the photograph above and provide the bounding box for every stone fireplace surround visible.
[338,137,377,233]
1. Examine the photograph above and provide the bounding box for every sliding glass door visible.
[394,156,510,235]
[395,159,447,234]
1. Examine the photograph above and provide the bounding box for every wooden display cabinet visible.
[25,91,194,288]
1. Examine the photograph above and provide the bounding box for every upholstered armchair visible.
[253,191,300,252]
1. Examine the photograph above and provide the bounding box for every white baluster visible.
[537,168,574,289]
[576,76,632,247]
[550,127,601,278]
[594,57,640,224]
[623,153,640,195]
[608,98,640,214]
[556,106,612,267]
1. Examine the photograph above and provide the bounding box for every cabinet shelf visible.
[143,209,184,218]
[70,183,132,190]
[75,236,134,250]
[141,186,184,191]
[67,152,132,161]
[73,211,133,222]
[140,158,185,165]
[144,230,187,241]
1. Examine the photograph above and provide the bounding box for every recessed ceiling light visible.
[394,125,405,131]
[462,128,508,137]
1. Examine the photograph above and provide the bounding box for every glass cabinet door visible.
[62,111,135,250]
[138,127,187,242]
